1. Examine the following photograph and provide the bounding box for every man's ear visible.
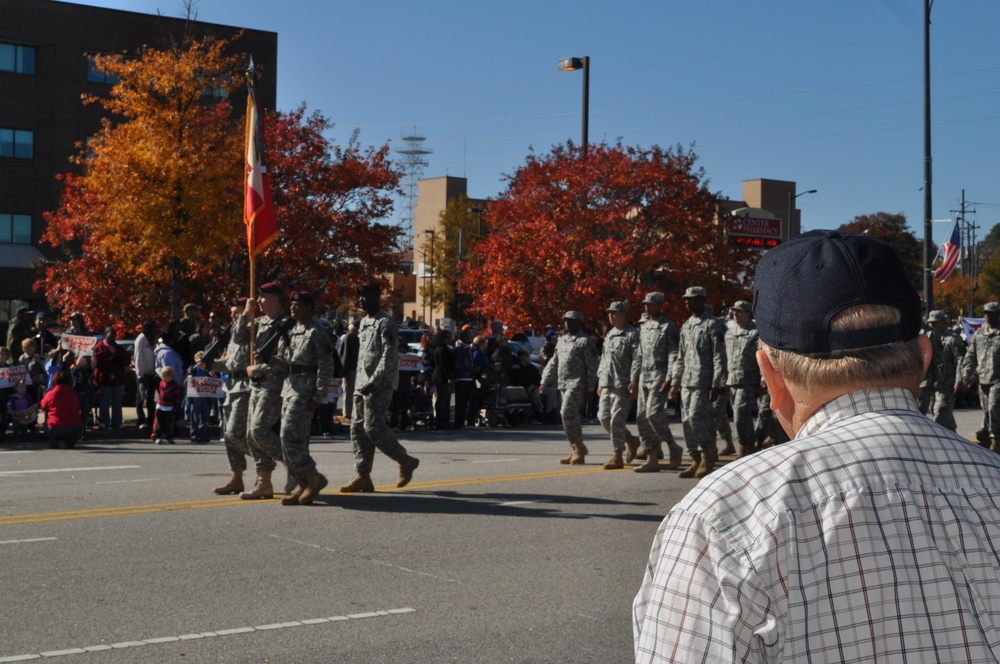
[918,334,932,376]
[756,348,790,412]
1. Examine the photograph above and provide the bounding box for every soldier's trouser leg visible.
[987,384,1000,440]
[281,395,317,482]
[343,371,356,420]
[680,387,713,456]
[713,387,732,440]
[598,387,629,451]
[640,384,676,451]
[731,384,759,448]
[918,385,934,415]
[931,388,957,432]
[559,386,586,445]
[351,389,407,473]
[246,389,282,473]
[982,385,995,437]
[223,391,252,470]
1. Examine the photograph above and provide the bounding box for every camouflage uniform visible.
[932,328,966,432]
[962,323,1000,442]
[725,321,761,453]
[918,322,943,415]
[671,311,727,455]
[541,329,598,448]
[597,323,639,451]
[209,314,253,470]
[351,309,410,473]
[633,314,679,453]
[269,317,334,482]
[245,314,290,472]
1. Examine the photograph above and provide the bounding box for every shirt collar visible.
[798,387,920,438]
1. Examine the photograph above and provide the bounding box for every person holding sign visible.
[187,351,215,444]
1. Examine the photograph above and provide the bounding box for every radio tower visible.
[395,132,432,244]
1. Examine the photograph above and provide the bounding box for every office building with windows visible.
[0,0,276,321]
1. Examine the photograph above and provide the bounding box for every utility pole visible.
[922,0,934,309]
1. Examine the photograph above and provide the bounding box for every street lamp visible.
[423,229,435,325]
[787,189,817,240]
[558,56,589,157]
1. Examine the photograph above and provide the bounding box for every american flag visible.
[933,220,961,283]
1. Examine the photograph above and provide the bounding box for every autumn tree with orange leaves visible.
[459,142,753,328]
[39,37,402,331]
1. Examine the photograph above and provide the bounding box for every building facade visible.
[0,0,277,321]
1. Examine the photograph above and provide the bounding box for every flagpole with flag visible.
[933,218,961,283]
[244,58,278,357]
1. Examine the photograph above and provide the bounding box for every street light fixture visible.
[787,189,817,240]
[423,229,435,325]
[558,56,589,157]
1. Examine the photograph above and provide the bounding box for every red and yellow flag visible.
[244,63,277,256]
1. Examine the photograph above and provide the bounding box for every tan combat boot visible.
[559,446,576,464]
[340,472,375,493]
[296,469,329,505]
[396,456,420,488]
[284,473,298,494]
[602,450,624,470]
[633,454,659,473]
[665,443,684,470]
[239,470,274,500]
[624,435,640,464]
[213,464,245,495]
[678,452,702,478]
[569,441,589,465]
[281,480,305,506]
[696,446,718,478]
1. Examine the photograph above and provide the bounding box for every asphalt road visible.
[0,407,987,663]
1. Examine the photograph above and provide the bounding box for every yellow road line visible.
[0,466,618,526]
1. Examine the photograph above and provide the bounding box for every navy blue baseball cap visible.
[752,230,921,354]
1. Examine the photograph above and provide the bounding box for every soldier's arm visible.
[630,333,642,385]
[540,348,558,389]
[231,314,250,345]
[712,320,727,389]
[312,328,335,406]
[669,329,685,387]
[369,317,396,389]
[666,323,680,385]
[586,338,599,392]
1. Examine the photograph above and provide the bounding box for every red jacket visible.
[40,384,82,429]
[93,339,130,387]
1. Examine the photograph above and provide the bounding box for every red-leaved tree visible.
[460,142,753,328]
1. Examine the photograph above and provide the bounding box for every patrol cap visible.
[984,302,1000,314]
[682,286,707,299]
[752,229,921,353]
[643,292,665,305]
[258,282,282,295]
[927,310,949,323]
[291,291,315,306]
[562,311,584,321]
[606,301,629,313]
[731,300,752,313]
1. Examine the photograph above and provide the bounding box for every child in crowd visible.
[153,366,182,445]
[71,355,95,427]
[7,380,37,441]
[186,351,214,443]
[40,369,83,449]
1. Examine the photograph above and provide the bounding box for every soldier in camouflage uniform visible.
[596,301,639,470]
[668,286,727,479]
[240,282,292,500]
[963,301,1000,448]
[918,300,943,415]
[540,311,599,464]
[632,292,684,473]
[259,291,335,506]
[928,310,966,432]
[340,283,419,493]
[725,300,761,457]
[706,304,735,456]
[207,297,253,495]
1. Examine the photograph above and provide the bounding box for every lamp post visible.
[787,189,817,240]
[423,229,435,326]
[557,56,589,157]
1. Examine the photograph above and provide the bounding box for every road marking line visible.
[0,608,416,662]
[494,500,555,507]
[95,478,160,485]
[0,467,605,526]
[0,537,57,545]
[0,451,33,455]
[0,465,140,476]
[471,458,523,464]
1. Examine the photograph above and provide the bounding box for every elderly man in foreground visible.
[634,229,1000,662]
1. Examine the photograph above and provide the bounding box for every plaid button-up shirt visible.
[634,387,1000,663]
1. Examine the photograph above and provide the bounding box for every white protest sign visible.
[399,353,423,372]
[0,365,31,388]
[60,334,98,357]
[326,377,343,404]
[187,376,224,399]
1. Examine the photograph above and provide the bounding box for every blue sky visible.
[73,0,1000,248]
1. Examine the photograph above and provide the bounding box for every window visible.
[0,128,33,159]
[86,56,119,85]
[0,42,35,75]
[0,214,32,244]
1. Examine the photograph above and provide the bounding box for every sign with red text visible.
[0,365,31,389]
[399,353,423,372]
[187,376,224,399]
[59,334,98,357]
[326,377,343,404]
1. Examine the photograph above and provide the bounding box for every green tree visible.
[839,212,928,292]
